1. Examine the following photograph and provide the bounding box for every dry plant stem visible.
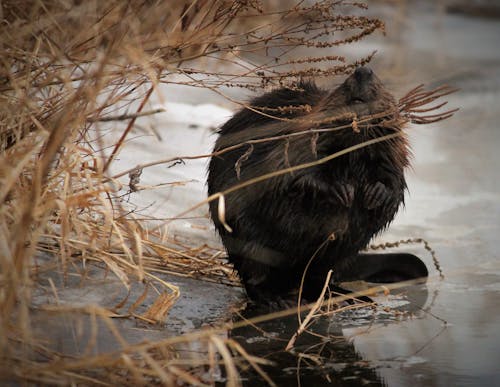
[229,340,277,387]
[286,270,334,351]
[297,235,333,310]
[13,106,77,273]
[211,336,241,387]
[103,83,156,173]
[87,108,165,122]
[400,84,459,124]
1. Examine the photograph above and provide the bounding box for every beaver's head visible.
[327,67,397,118]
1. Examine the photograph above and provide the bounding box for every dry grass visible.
[0,1,455,385]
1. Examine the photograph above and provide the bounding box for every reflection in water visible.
[229,283,430,386]
[350,276,500,387]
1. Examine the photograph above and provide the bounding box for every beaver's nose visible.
[354,66,373,83]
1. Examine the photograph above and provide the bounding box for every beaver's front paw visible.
[363,181,391,210]
[330,182,355,208]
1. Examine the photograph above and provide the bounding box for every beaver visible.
[207,67,427,305]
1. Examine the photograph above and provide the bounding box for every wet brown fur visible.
[208,67,412,303]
